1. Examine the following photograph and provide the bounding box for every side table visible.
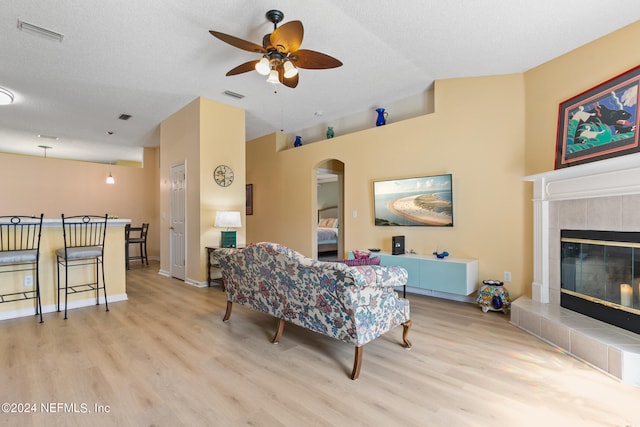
[476,283,510,313]
[206,246,243,289]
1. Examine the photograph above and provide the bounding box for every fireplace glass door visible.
[561,230,640,334]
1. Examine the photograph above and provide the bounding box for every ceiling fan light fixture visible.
[106,172,115,185]
[0,87,15,105]
[255,57,270,75]
[266,69,280,84]
[283,60,298,78]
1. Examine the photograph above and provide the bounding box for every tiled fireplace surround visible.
[513,153,640,386]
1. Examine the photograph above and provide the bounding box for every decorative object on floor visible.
[209,9,342,88]
[476,281,510,313]
[375,108,388,126]
[555,64,640,169]
[374,174,453,226]
[294,135,302,147]
[326,126,334,139]
[215,211,241,248]
[213,164,234,187]
[433,250,449,259]
[219,242,411,380]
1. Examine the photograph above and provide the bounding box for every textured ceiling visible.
[1,1,639,163]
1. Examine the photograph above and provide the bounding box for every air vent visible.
[37,134,58,140]
[223,90,245,99]
[17,19,64,42]
[118,114,132,120]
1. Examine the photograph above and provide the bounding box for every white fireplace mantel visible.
[523,152,640,303]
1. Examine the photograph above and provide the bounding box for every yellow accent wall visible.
[525,21,640,175]
[247,74,530,297]
[159,97,245,284]
[246,21,640,301]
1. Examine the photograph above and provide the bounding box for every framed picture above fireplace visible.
[555,64,640,169]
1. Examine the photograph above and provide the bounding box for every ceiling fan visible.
[209,9,342,88]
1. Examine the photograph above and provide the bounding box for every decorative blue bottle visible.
[375,108,388,126]
[294,135,302,147]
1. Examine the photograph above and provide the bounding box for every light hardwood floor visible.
[1,262,639,427]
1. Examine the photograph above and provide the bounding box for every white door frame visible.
[170,161,186,280]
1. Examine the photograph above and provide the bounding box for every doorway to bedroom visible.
[315,160,344,260]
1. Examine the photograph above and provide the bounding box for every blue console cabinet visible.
[368,252,478,296]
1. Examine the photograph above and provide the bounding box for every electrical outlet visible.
[504,271,512,283]
[24,275,33,287]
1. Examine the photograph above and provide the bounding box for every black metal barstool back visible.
[0,214,44,322]
[125,223,149,269]
[56,214,109,319]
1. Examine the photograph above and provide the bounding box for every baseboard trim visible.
[0,293,128,321]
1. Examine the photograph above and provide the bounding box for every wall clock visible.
[213,164,234,187]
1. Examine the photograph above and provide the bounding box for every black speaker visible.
[392,235,405,255]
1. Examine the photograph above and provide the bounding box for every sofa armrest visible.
[351,265,408,289]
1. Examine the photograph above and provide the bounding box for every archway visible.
[315,159,344,259]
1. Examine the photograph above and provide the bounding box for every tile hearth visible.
[511,296,640,386]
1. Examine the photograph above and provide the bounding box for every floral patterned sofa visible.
[218,242,412,380]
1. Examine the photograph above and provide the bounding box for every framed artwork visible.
[246,184,253,215]
[555,65,640,169]
[373,174,453,226]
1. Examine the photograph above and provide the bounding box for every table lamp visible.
[215,211,241,248]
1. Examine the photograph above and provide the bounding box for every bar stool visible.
[125,223,149,270]
[56,214,109,319]
[0,214,44,323]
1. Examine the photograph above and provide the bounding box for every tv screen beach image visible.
[374,174,453,226]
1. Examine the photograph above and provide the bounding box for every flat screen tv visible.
[374,174,453,226]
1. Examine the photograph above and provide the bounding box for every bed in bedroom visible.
[317,206,339,255]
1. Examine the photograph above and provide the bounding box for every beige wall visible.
[159,97,245,284]
[0,148,160,257]
[247,74,530,298]
[524,21,640,175]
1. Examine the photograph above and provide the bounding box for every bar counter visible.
[0,218,129,321]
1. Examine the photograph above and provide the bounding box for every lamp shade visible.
[255,57,270,75]
[215,211,241,228]
[266,69,279,84]
[283,60,298,78]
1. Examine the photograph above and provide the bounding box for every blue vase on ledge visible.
[294,135,302,147]
[375,108,388,126]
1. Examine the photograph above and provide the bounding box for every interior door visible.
[170,162,186,280]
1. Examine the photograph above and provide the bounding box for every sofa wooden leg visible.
[402,320,412,348]
[272,318,285,344]
[351,346,363,380]
[222,301,233,322]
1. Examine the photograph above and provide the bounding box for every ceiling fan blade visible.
[209,30,266,54]
[226,60,259,76]
[290,49,342,69]
[270,20,303,53]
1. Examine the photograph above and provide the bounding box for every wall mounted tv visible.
[373,174,453,226]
